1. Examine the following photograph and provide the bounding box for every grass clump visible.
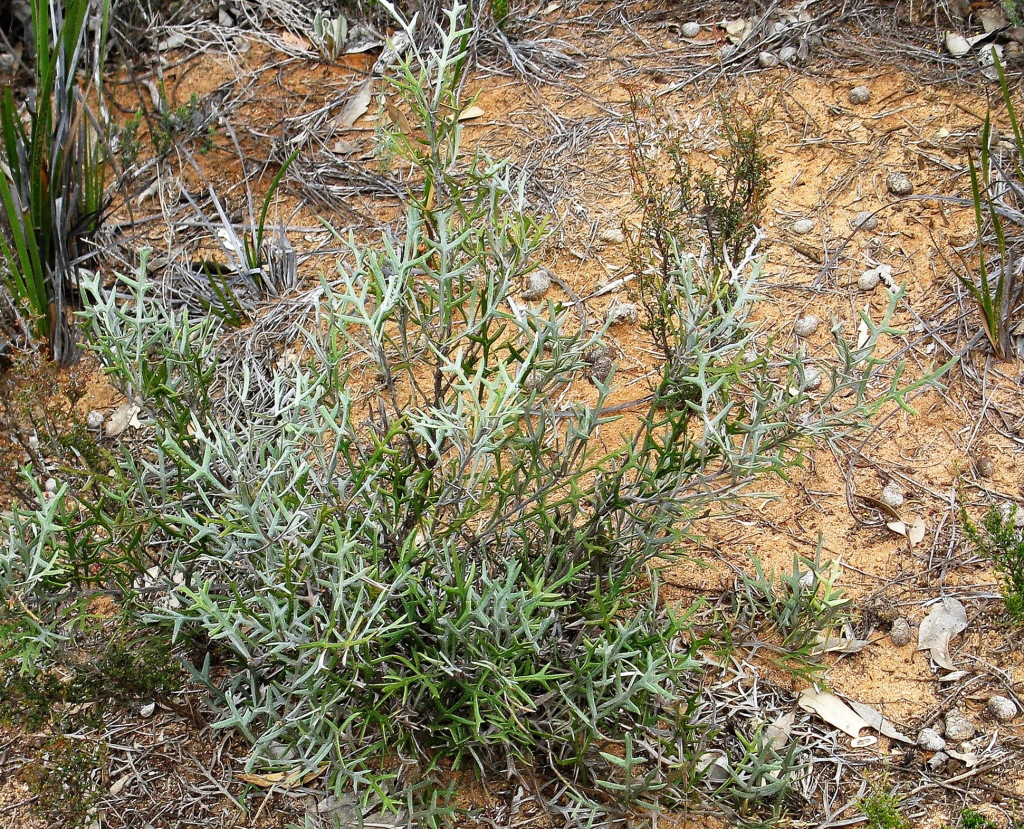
[963,503,1024,620]
[960,50,1024,360]
[0,0,110,365]
[0,4,951,824]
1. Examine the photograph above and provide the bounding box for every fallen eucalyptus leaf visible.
[846,699,914,744]
[798,688,872,739]
[334,80,374,128]
[765,711,795,750]
[887,520,907,536]
[907,517,926,546]
[917,597,968,671]
[946,747,979,767]
[457,105,485,121]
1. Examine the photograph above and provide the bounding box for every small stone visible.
[791,218,815,235]
[44,477,58,495]
[28,434,39,451]
[607,302,638,326]
[943,710,976,742]
[890,617,912,647]
[917,728,946,752]
[779,45,798,62]
[852,211,879,231]
[758,51,779,68]
[589,356,614,383]
[139,701,156,718]
[599,226,625,245]
[881,481,905,509]
[583,344,614,364]
[858,270,881,291]
[886,172,914,197]
[794,315,820,338]
[974,456,995,478]
[801,365,822,391]
[86,410,105,430]
[681,21,701,38]
[849,85,871,105]
[987,695,1018,722]
[521,269,551,300]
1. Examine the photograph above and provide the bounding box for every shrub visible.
[0,3,951,822]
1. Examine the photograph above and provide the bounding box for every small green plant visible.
[860,789,911,829]
[312,10,349,59]
[1001,1,1023,26]
[963,503,1024,620]
[716,724,804,822]
[0,0,110,365]
[730,550,851,675]
[958,807,997,829]
[625,90,773,396]
[114,109,144,169]
[960,49,1024,360]
[151,90,215,153]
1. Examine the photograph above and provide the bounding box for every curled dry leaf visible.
[105,402,141,437]
[917,597,968,671]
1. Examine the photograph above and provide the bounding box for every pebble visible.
[758,51,779,68]
[521,269,551,300]
[851,211,879,231]
[779,45,798,62]
[849,85,871,105]
[86,410,105,430]
[987,695,1018,722]
[881,481,905,509]
[44,477,58,495]
[858,270,881,291]
[607,302,638,326]
[599,227,626,245]
[974,456,995,478]
[917,728,946,752]
[886,172,914,197]
[794,315,820,337]
[681,21,701,38]
[890,617,912,647]
[589,356,614,383]
[801,365,822,391]
[791,218,815,235]
[943,710,976,742]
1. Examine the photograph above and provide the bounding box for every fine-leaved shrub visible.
[0,3,952,823]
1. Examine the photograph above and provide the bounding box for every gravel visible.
[943,710,976,742]
[917,728,946,752]
[890,618,912,647]
[607,302,638,326]
[791,218,814,235]
[521,269,551,300]
[852,211,879,231]
[793,315,820,337]
[881,481,905,509]
[886,172,914,197]
[987,695,1018,722]
[849,85,871,105]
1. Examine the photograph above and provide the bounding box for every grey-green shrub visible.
[1,2,952,822]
